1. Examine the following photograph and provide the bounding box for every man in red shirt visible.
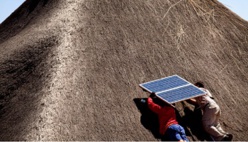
[146,93,189,142]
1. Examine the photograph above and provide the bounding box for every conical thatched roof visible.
[0,0,247,141]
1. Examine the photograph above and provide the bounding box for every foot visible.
[221,133,233,141]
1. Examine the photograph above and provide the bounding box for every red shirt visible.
[147,97,178,135]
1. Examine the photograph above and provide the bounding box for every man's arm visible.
[186,98,198,106]
[147,97,162,114]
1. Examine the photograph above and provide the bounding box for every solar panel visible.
[139,75,206,104]
[139,75,189,93]
[156,85,205,104]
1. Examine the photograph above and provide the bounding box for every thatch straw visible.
[0,0,247,141]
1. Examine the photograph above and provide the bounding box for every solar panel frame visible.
[139,74,206,104]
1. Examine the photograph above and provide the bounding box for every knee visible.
[203,123,212,132]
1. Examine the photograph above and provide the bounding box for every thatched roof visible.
[0,0,247,141]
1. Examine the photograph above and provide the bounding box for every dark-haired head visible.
[153,97,170,107]
[195,81,204,88]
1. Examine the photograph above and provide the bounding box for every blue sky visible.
[0,0,25,23]
[0,0,248,23]
[218,0,248,21]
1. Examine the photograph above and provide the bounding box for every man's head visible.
[195,81,204,88]
[152,97,170,107]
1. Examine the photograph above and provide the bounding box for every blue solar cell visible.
[156,85,205,103]
[140,75,189,93]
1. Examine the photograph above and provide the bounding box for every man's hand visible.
[186,98,198,106]
[149,92,156,98]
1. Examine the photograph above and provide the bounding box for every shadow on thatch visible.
[28,0,48,13]
[178,103,213,141]
[0,36,59,140]
[133,98,161,139]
